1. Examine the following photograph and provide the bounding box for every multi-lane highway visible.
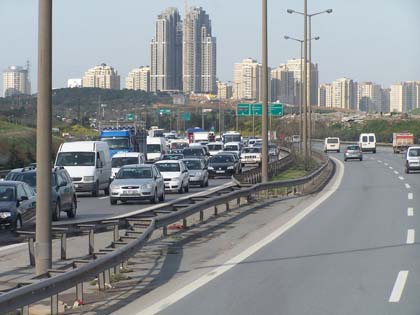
[117,147,420,315]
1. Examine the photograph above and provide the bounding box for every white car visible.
[155,160,190,193]
[359,133,376,153]
[324,137,340,153]
[224,142,242,157]
[241,147,262,166]
[405,146,420,174]
[111,152,146,180]
[207,142,224,156]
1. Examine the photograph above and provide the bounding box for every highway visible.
[125,147,420,315]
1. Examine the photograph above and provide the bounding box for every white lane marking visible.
[394,171,399,175]
[0,243,26,253]
[98,196,109,200]
[406,229,415,244]
[137,158,345,315]
[389,166,393,170]
[408,193,413,200]
[408,207,414,217]
[405,183,411,189]
[385,163,389,166]
[399,176,404,181]
[389,271,409,303]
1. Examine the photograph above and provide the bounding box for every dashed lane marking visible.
[407,229,415,244]
[389,271,409,303]
[408,207,414,217]
[408,193,413,200]
[405,183,411,189]
[399,176,404,181]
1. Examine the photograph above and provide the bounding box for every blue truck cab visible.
[99,129,135,157]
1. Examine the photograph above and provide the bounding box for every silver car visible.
[183,158,209,187]
[109,164,165,205]
[344,144,363,162]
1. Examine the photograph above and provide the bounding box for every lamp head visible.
[287,9,294,14]
[326,9,333,13]
[314,36,320,40]
[284,36,290,40]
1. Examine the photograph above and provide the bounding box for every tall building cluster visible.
[82,64,120,90]
[2,65,31,97]
[390,82,420,113]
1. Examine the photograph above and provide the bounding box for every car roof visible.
[120,164,153,169]
[112,152,143,158]
[182,158,203,161]
[155,160,182,164]
[0,181,22,187]
[225,142,241,145]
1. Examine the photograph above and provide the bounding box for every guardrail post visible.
[104,269,111,287]
[28,237,35,267]
[163,226,168,237]
[113,224,119,242]
[183,218,187,228]
[89,229,95,255]
[61,233,67,260]
[200,210,204,223]
[214,206,218,216]
[225,202,230,211]
[98,272,105,290]
[76,283,84,304]
[21,305,29,315]
[51,294,59,315]
[237,197,241,206]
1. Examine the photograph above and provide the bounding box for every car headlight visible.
[84,176,95,182]
[208,166,214,170]
[141,184,153,189]
[0,212,11,219]
[171,177,180,181]
[110,185,119,190]
[227,166,234,170]
[194,171,202,177]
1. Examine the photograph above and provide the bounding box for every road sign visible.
[126,113,134,121]
[158,109,171,115]
[236,103,283,116]
[181,112,191,121]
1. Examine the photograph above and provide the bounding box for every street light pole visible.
[303,0,308,162]
[300,41,303,152]
[35,0,53,275]
[308,15,312,157]
[261,0,269,182]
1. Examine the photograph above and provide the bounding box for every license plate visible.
[122,190,138,195]
[74,184,79,188]
[216,170,225,174]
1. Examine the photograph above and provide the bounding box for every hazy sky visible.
[1,0,419,92]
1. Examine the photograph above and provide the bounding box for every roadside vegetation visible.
[270,154,319,182]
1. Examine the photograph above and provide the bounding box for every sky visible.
[1,0,419,92]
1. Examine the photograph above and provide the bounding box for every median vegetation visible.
[270,154,319,182]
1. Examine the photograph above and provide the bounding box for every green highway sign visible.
[158,109,171,115]
[126,113,135,121]
[181,112,191,121]
[236,103,283,117]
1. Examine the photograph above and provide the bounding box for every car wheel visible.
[104,186,110,195]
[12,216,23,231]
[344,158,347,162]
[92,182,99,197]
[205,178,209,187]
[373,149,376,154]
[52,201,60,221]
[110,198,118,205]
[360,157,363,161]
[405,166,410,174]
[337,150,340,153]
[178,183,183,194]
[159,188,165,202]
[150,189,158,204]
[66,197,77,218]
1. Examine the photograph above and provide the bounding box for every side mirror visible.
[59,181,67,187]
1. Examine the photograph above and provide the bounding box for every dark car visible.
[0,181,36,230]
[183,158,209,187]
[217,152,242,173]
[182,147,209,163]
[161,154,184,160]
[208,154,238,178]
[5,166,36,181]
[344,145,363,162]
[13,167,77,221]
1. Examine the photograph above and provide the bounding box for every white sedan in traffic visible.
[155,160,190,193]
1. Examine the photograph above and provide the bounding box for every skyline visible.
[1,0,419,92]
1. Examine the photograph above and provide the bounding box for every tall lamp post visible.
[284,35,319,152]
[261,0,269,182]
[287,7,333,157]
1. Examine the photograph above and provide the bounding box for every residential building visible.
[126,66,151,92]
[390,81,420,113]
[381,88,391,113]
[150,8,183,92]
[271,65,295,104]
[390,83,404,112]
[217,81,232,99]
[233,58,271,102]
[285,59,319,106]
[318,84,333,107]
[183,7,217,94]
[67,79,82,88]
[2,65,31,97]
[357,82,382,112]
[331,78,357,110]
[82,63,120,90]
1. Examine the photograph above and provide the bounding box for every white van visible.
[111,152,146,180]
[146,136,167,163]
[324,137,340,153]
[55,141,112,196]
[359,133,376,153]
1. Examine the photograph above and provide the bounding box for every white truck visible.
[146,136,167,163]
[193,132,209,144]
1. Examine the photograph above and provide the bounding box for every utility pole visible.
[35,0,52,275]
[261,0,269,182]
[307,15,312,157]
[303,0,308,162]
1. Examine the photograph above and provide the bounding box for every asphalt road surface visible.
[140,147,420,315]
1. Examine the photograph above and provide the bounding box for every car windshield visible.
[208,144,223,151]
[14,173,57,188]
[156,163,181,172]
[102,138,129,150]
[147,144,162,153]
[0,186,15,202]
[183,149,204,156]
[243,148,261,153]
[112,157,139,168]
[171,142,188,149]
[409,148,420,157]
[183,160,202,170]
[327,138,339,143]
[224,145,238,151]
[224,135,241,143]
[162,155,183,160]
[116,167,152,179]
[347,146,360,150]
[56,152,95,166]
[210,155,234,163]
[5,171,21,181]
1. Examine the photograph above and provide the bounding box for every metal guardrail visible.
[0,149,332,314]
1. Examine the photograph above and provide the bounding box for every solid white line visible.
[0,243,26,253]
[405,183,411,189]
[399,176,404,181]
[389,271,409,302]
[406,229,415,244]
[98,196,109,200]
[137,158,345,315]
[408,193,413,200]
[394,171,399,175]
[408,207,414,217]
